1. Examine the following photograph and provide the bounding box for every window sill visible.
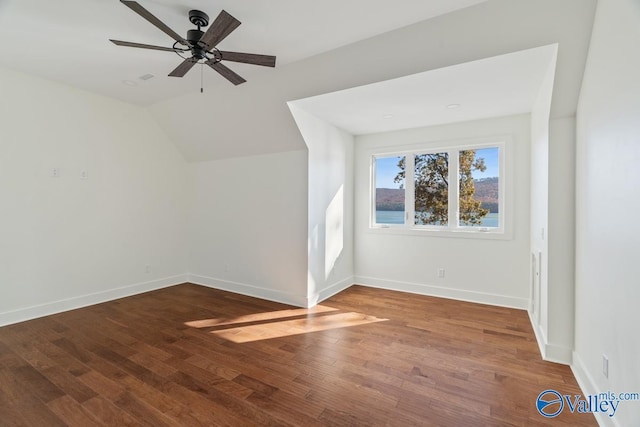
[367,225,511,240]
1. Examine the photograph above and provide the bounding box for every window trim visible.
[369,136,510,240]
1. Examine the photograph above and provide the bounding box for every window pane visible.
[459,147,499,227]
[374,156,405,224]
[414,153,449,225]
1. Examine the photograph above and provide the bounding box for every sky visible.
[375,156,405,189]
[375,147,499,189]
[474,147,500,179]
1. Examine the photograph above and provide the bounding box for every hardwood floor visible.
[0,284,596,426]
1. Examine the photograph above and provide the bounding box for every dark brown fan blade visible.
[110,39,175,52]
[206,61,246,85]
[218,51,276,67]
[120,0,187,44]
[169,58,198,77]
[199,10,241,50]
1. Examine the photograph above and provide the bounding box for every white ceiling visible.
[0,0,486,106]
[147,0,596,162]
[289,45,557,135]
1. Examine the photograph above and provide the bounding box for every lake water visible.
[376,211,499,228]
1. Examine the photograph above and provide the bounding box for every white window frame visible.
[369,137,508,240]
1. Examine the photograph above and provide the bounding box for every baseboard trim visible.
[188,274,308,308]
[310,277,354,307]
[528,308,548,359]
[572,352,617,427]
[0,274,189,327]
[527,309,573,365]
[545,343,573,365]
[355,276,529,310]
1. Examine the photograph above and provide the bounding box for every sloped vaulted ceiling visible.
[148,0,596,162]
[0,0,595,162]
[0,0,486,105]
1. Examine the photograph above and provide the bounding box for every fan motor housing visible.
[187,29,207,59]
[187,29,204,45]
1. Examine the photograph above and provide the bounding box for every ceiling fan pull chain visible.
[201,63,204,93]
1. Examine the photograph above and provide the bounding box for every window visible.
[414,152,449,226]
[374,155,405,225]
[372,143,503,234]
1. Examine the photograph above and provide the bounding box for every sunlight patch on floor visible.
[211,311,387,343]
[184,305,387,343]
[184,305,338,328]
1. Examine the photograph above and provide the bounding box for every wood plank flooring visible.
[0,284,596,426]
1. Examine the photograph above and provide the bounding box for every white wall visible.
[546,116,577,362]
[529,52,555,339]
[529,48,579,365]
[354,115,531,308]
[528,47,580,366]
[574,0,640,425]
[0,67,189,326]
[187,150,309,307]
[288,105,355,305]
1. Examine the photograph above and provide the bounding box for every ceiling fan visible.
[110,0,276,85]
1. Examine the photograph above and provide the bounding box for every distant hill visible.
[375,188,405,211]
[376,177,499,212]
[473,177,499,212]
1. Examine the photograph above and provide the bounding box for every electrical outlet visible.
[224,263,229,272]
[51,167,60,178]
[145,265,151,274]
[437,268,445,279]
[603,355,609,378]
[80,170,88,179]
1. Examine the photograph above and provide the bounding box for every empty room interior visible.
[0,0,638,425]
